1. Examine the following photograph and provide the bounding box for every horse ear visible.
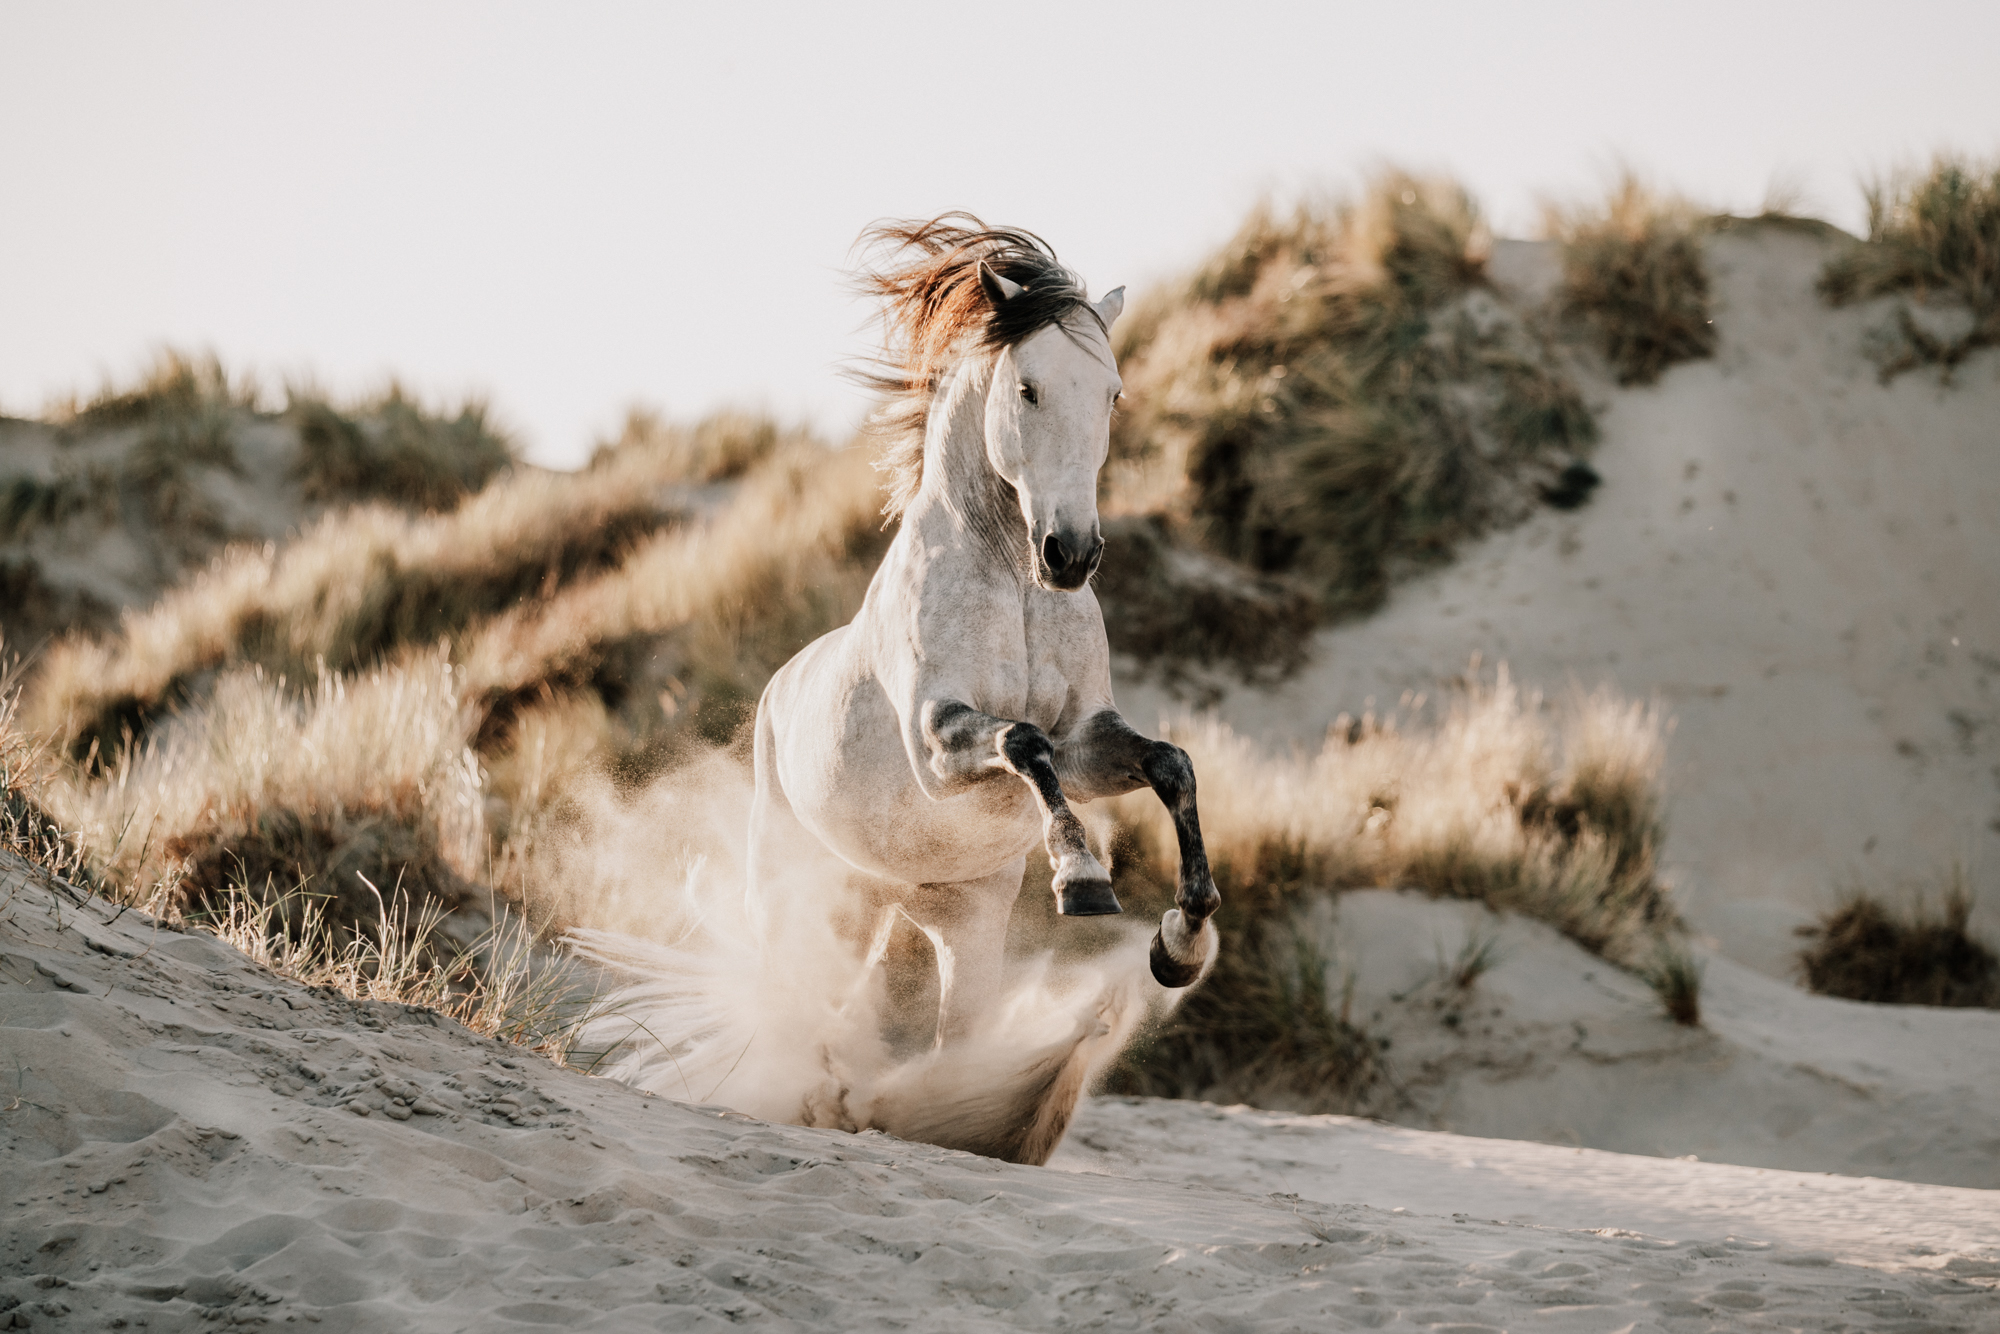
[1094,286,1125,326]
[979,261,1024,306]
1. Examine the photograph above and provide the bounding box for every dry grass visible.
[50,350,515,519]
[452,435,887,751]
[1108,172,1595,625]
[289,386,512,512]
[204,880,621,1066]
[1639,942,1705,1026]
[1547,175,1717,386]
[2,653,97,892]
[1818,154,2000,381]
[40,651,487,933]
[9,646,613,1063]
[27,420,887,942]
[1096,670,1682,1105]
[1796,868,1998,1007]
[24,412,824,759]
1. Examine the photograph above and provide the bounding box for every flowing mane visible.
[851,212,1103,517]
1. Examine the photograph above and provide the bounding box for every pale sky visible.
[5,1,1997,467]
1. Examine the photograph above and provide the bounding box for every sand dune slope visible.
[1120,226,2000,977]
[4,853,1995,1331]
[1302,890,2000,1188]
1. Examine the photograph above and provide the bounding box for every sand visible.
[1119,225,2000,980]
[1292,889,2000,1189]
[5,854,1997,1330]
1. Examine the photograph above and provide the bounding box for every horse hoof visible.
[1149,909,1216,988]
[1055,876,1122,917]
[1149,931,1204,987]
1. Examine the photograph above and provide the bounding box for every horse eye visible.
[1018,382,1039,407]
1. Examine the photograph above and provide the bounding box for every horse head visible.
[977,264,1125,592]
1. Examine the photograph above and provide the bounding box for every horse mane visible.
[850,212,1103,518]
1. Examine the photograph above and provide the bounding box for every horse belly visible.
[767,641,1040,886]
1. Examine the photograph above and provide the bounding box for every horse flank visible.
[850,212,1106,518]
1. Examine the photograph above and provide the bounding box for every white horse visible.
[747,216,1221,1163]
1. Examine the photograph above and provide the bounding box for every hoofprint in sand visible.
[5,856,1996,1331]
[1118,224,2000,979]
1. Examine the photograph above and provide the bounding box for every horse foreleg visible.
[921,700,1118,916]
[1058,711,1221,988]
[901,861,1021,1046]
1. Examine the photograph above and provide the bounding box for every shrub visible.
[1818,154,2000,380]
[1796,871,1998,1007]
[1548,176,1717,386]
[1108,172,1595,625]
[290,385,514,512]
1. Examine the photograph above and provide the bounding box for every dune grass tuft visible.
[41,652,487,935]
[1,654,97,892]
[10,645,612,1064]
[1639,941,1704,1026]
[1795,869,1998,1007]
[204,877,620,1066]
[1097,670,1682,1105]
[1817,154,2000,381]
[290,386,514,512]
[1547,176,1717,387]
[1107,172,1595,630]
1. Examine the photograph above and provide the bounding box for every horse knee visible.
[1142,741,1196,804]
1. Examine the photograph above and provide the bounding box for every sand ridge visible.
[4,851,1995,1331]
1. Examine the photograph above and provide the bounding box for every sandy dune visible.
[1297,890,2000,1189]
[5,853,1995,1331]
[1121,225,2000,978]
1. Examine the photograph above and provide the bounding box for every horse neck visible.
[903,356,1029,586]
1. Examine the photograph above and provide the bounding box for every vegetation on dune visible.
[1098,672,1684,1109]
[27,411,834,761]
[290,387,512,511]
[22,411,886,942]
[1106,172,1597,632]
[43,653,486,930]
[54,350,518,515]
[1547,176,1717,387]
[5,649,614,1065]
[1818,154,2000,381]
[1796,869,1998,1007]
[1,656,97,892]
[1,352,518,649]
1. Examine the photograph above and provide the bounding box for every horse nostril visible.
[1042,533,1068,573]
[1085,537,1105,572]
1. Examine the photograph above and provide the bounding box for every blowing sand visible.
[5,854,1996,1330]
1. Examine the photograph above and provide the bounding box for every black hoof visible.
[1056,878,1122,917]
[1150,929,1206,988]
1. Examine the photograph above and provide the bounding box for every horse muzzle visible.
[1034,529,1104,592]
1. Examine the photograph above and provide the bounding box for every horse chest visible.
[964,641,1069,733]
